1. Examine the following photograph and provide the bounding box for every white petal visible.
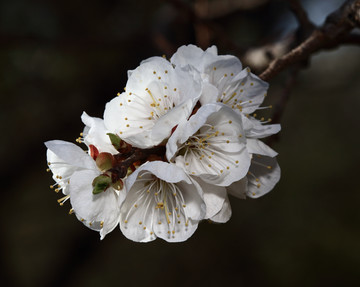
[81,112,118,154]
[210,194,232,223]
[120,161,206,242]
[227,177,248,199]
[246,138,278,157]
[69,169,122,239]
[242,115,281,139]
[150,98,197,145]
[170,44,212,71]
[196,178,228,220]
[201,68,268,114]
[167,103,251,186]
[246,155,280,198]
[45,140,97,170]
[46,149,78,195]
[205,45,218,55]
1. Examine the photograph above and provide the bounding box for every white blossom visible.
[103,56,202,149]
[119,161,206,242]
[166,103,251,186]
[45,140,124,239]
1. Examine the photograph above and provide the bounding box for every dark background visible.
[1,0,359,286]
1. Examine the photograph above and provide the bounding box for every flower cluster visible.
[45,45,281,242]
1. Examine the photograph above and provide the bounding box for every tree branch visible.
[260,0,360,81]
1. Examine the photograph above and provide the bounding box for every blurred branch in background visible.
[259,0,360,81]
[194,0,269,20]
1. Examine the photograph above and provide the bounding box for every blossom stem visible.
[110,146,166,181]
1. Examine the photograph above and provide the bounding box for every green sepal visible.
[107,133,122,150]
[92,174,112,194]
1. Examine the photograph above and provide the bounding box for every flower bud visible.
[89,145,99,160]
[96,152,115,172]
[107,133,132,153]
[92,174,112,194]
[107,133,122,150]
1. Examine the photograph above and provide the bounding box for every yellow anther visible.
[139,221,142,225]
[124,220,128,223]
[100,221,104,227]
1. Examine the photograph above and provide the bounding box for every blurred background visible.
[1,0,359,286]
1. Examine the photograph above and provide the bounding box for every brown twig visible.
[288,0,315,33]
[260,0,360,81]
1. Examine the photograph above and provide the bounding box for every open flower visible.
[171,44,268,114]
[104,56,202,148]
[166,103,251,186]
[119,161,206,242]
[119,160,230,242]
[46,140,124,239]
